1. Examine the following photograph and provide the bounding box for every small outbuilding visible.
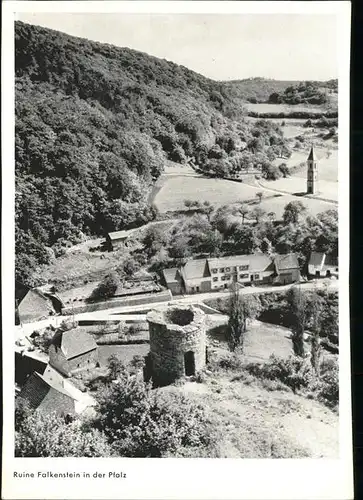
[308,252,338,278]
[104,229,134,252]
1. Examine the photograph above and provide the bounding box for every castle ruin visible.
[146,305,206,386]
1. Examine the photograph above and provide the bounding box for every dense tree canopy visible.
[15,22,291,286]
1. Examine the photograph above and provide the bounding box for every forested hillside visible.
[15,22,292,286]
[224,78,297,103]
[225,77,338,105]
[268,80,338,106]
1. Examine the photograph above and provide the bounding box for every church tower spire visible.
[307,145,318,194]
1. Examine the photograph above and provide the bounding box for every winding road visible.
[15,278,338,340]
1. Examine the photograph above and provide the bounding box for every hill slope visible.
[15,22,292,286]
[225,77,338,106]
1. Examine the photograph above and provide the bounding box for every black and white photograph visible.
[2,2,352,499]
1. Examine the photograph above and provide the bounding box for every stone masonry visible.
[147,305,206,386]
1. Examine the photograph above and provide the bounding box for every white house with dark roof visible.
[162,252,300,295]
[308,252,338,278]
[207,253,275,290]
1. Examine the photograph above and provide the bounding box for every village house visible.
[49,328,99,377]
[18,370,77,417]
[162,252,300,295]
[308,252,338,278]
[16,282,64,325]
[18,363,96,417]
[274,253,301,285]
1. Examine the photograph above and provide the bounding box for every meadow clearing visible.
[267,147,338,202]
[245,103,332,114]
[153,173,336,217]
[246,116,311,139]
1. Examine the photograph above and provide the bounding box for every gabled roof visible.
[51,328,97,360]
[207,253,273,273]
[309,251,325,267]
[274,253,300,272]
[107,229,133,241]
[182,259,211,280]
[19,371,75,410]
[163,267,181,284]
[307,146,319,162]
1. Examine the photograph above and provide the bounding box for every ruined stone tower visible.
[307,146,318,194]
[146,305,206,386]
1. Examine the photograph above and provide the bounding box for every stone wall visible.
[147,305,206,386]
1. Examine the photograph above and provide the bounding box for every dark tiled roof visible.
[163,268,180,284]
[182,259,211,280]
[51,328,97,360]
[19,371,74,410]
[19,373,49,410]
[275,253,299,271]
[307,146,319,162]
[309,252,325,267]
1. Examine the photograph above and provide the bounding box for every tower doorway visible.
[184,351,195,376]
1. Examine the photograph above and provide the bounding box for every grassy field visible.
[291,148,338,182]
[97,344,149,366]
[165,373,338,458]
[245,103,330,114]
[35,219,180,292]
[169,317,339,458]
[153,174,336,218]
[33,250,129,291]
[265,147,338,202]
[153,176,271,212]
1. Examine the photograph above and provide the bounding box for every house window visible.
[213,277,218,282]
[239,265,249,271]
[225,267,230,272]
[254,274,260,280]
[212,268,218,274]
[240,273,249,279]
[220,268,225,273]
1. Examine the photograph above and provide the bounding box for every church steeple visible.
[307,146,318,194]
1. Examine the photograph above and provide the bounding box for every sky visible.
[16,13,337,81]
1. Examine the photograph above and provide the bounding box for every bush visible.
[217,353,245,372]
[245,355,313,393]
[314,368,339,409]
[15,399,112,457]
[310,357,339,409]
[93,374,212,457]
[88,272,120,302]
